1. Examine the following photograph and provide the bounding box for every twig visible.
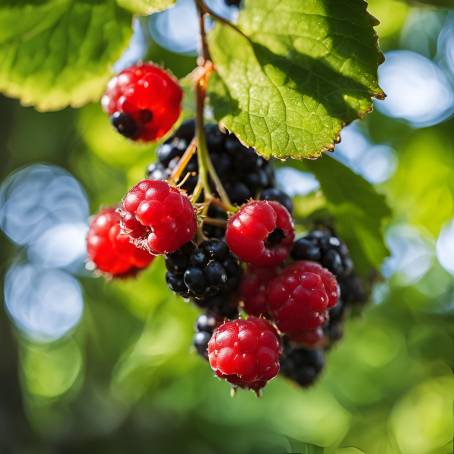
[196,0,250,42]
[169,137,197,184]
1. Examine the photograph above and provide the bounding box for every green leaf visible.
[208,0,384,160]
[293,156,391,274]
[0,0,132,111]
[117,0,175,15]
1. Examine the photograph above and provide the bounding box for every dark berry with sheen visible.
[193,312,223,360]
[339,274,368,305]
[324,299,347,347]
[208,317,281,391]
[102,63,182,142]
[280,340,325,388]
[86,207,154,277]
[165,240,242,312]
[121,179,196,254]
[259,188,293,214]
[292,229,353,278]
[226,200,294,267]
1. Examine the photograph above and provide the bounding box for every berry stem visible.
[194,5,236,213]
[169,137,197,185]
[203,216,227,227]
[195,78,213,199]
[197,0,211,62]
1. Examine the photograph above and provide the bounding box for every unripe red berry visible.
[226,200,294,267]
[208,317,281,391]
[266,261,339,341]
[101,63,183,142]
[86,207,154,277]
[121,179,196,255]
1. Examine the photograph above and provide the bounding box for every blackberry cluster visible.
[280,339,325,388]
[165,239,241,317]
[147,120,285,206]
[96,62,377,394]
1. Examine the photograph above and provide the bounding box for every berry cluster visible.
[146,120,291,209]
[87,62,372,394]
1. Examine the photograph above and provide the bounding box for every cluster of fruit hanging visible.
[87,63,370,394]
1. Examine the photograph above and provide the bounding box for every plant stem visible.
[203,217,227,227]
[196,0,250,42]
[169,137,197,184]
[195,79,213,199]
[197,0,210,62]
[194,2,236,212]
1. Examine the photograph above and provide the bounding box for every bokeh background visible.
[1,1,454,453]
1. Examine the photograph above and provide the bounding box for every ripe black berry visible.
[291,228,353,278]
[260,188,293,214]
[193,331,211,359]
[324,299,347,347]
[193,312,228,360]
[165,240,242,314]
[280,340,325,387]
[339,273,368,305]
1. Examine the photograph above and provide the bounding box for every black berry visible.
[291,228,353,278]
[280,340,325,388]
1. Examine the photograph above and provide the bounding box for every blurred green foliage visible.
[1,1,454,453]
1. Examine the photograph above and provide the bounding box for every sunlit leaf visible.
[208,0,384,160]
[0,0,131,111]
[117,0,176,15]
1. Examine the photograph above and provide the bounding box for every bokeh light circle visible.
[148,0,238,55]
[0,164,88,247]
[436,219,454,276]
[4,263,84,342]
[376,50,454,127]
[382,224,434,285]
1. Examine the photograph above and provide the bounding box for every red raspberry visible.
[239,266,280,316]
[86,207,154,277]
[266,261,339,340]
[101,63,183,142]
[121,180,197,255]
[226,201,294,267]
[208,317,281,391]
